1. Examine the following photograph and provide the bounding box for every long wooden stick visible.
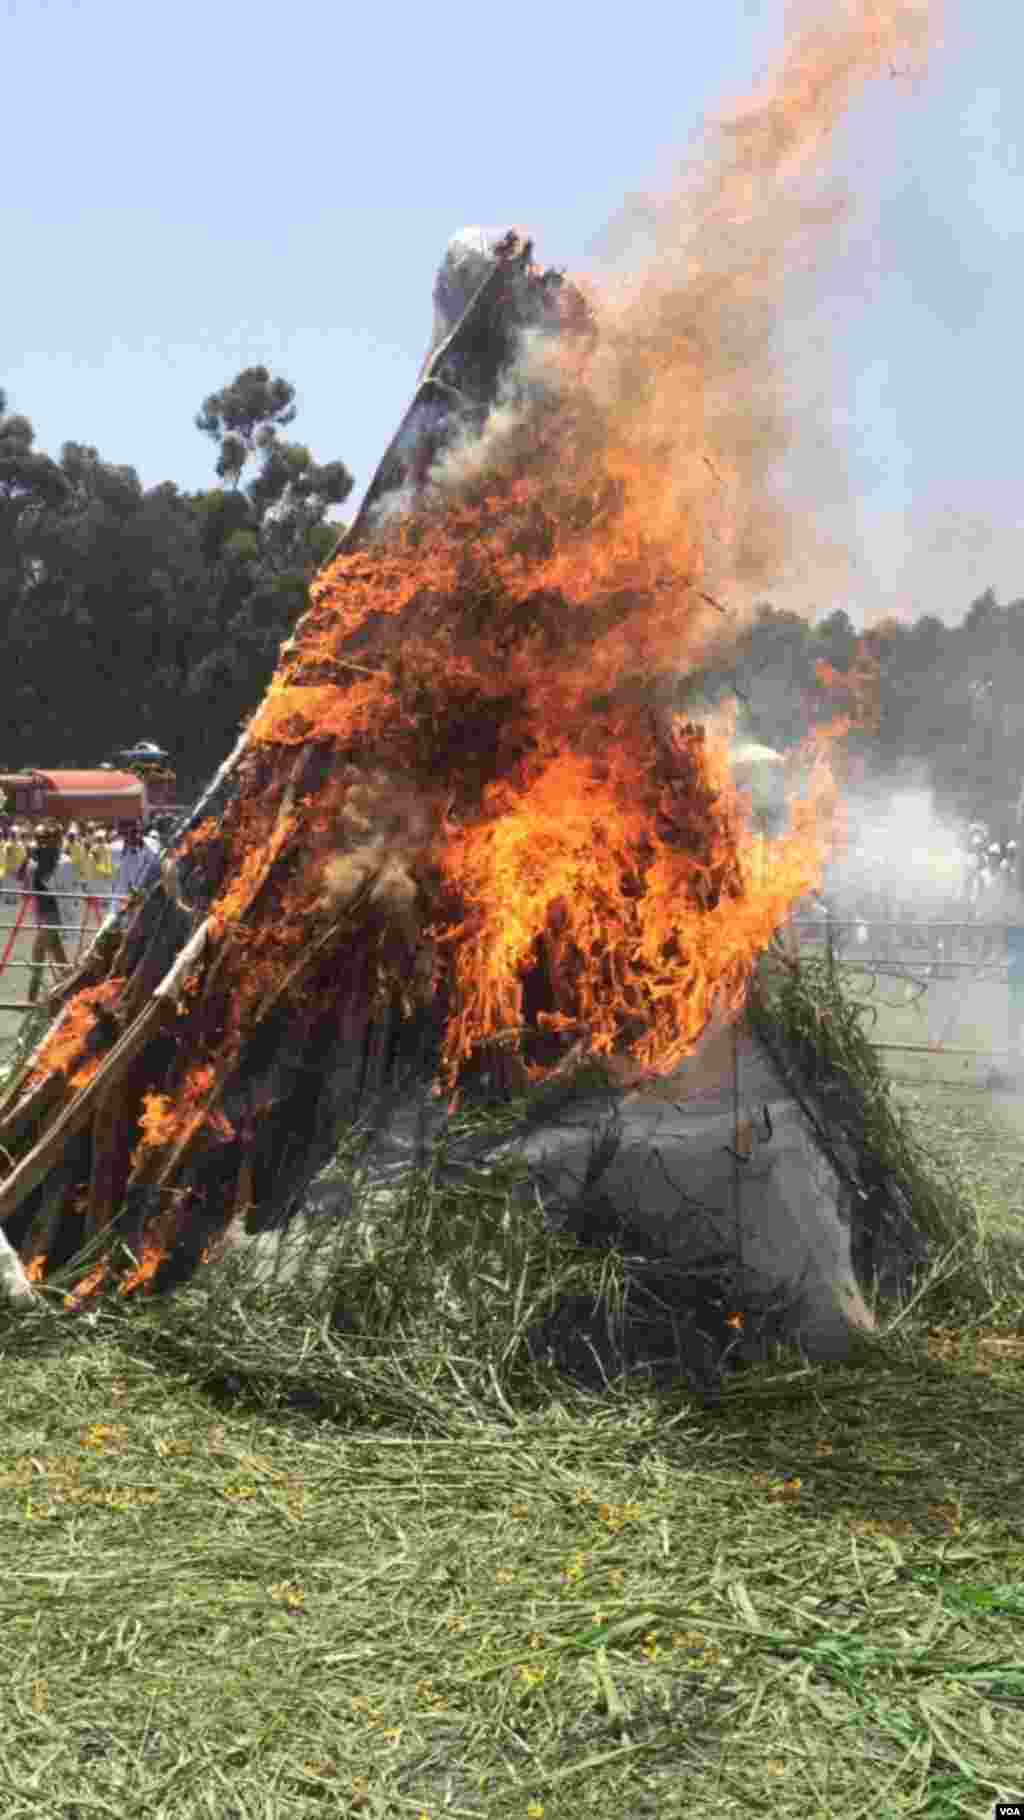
[0,1070,68,1153]
[48,912,123,1008]
[0,252,545,1269]
[0,903,193,1151]
[82,1055,148,1243]
[0,1001,75,1123]
[189,769,302,1016]
[121,902,360,1209]
[20,1162,75,1279]
[0,920,210,1229]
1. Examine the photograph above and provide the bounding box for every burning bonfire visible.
[0,1,939,1317]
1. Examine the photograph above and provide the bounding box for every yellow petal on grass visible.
[977,1329,1024,1360]
[672,1631,706,1651]
[849,1518,915,1539]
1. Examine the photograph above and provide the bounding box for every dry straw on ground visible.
[1,1029,1022,1819]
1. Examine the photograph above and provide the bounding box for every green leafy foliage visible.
[748,947,967,1306]
[686,587,1024,836]
[0,373,352,788]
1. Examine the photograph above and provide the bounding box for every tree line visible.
[2,369,1021,830]
[688,587,1024,838]
[0,369,353,795]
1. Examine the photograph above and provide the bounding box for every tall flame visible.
[22,0,939,1301]
[246,0,936,1088]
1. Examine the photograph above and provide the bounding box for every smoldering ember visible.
[0,221,935,1370]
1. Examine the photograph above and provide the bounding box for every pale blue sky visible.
[4,0,1022,625]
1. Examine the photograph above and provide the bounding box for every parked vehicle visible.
[0,769,147,826]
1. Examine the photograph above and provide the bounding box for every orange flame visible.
[118,1246,167,1297]
[63,1258,110,1310]
[815,645,882,740]
[23,979,126,1094]
[37,0,939,1297]
[133,1091,180,1158]
[430,717,839,1081]
[130,1063,228,1168]
[130,0,937,1128]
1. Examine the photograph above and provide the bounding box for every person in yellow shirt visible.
[52,824,111,949]
[3,827,26,873]
[2,825,27,906]
[24,823,69,1003]
[67,824,92,918]
[79,825,115,901]
[65,823,87,874]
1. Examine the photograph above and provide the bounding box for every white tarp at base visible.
[282,1012,875,1365]
[0,1223,40,1304]
[85,1008,877,1368]
[504,1014,875,1362]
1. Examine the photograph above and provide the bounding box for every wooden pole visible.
[0,240,596,1295]
[0,920,209,1229]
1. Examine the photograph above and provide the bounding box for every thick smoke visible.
[304,0,945,1084]
[813,774,1021,1063]
[827,779,971,916]
[581,0,937,631]
[428,323,562,500]
[431,2,939,662]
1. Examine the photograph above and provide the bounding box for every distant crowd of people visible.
[785,819,1024,971]
[962,825,1020,912]
[787,819,1024,1064]
[0,816,175,1004]
[805,821,1022,938]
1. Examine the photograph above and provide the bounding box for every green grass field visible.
[1,961,1023,1820]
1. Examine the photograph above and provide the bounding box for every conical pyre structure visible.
[0,231,836,1308]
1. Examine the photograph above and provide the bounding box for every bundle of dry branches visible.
[0,231,831,1309]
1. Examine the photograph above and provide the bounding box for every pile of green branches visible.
[747,943,972,1309]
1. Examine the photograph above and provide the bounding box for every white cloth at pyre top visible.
[421,227,518,373]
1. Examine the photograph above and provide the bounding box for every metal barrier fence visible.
[0,886,132,1011]
[0,901,1019,1066]
[787,916,1022,1067]
[788,917,1013,965]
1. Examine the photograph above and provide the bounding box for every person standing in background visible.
[76,824,115,930]
[107,823,126,906]
[114,823,161,903]
[20,824,69,1004]
[1,823,27,906]
[95,826,115,897]
[62,824,88,930]
[93,825,115,888]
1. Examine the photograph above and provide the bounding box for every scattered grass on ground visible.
[1,1073,1023,1820]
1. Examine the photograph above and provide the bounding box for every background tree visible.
[7,381,1024,838]
[186,368,354,776]
[194,367,298,490]
[0,375,354,788]
[0,392,69,623]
